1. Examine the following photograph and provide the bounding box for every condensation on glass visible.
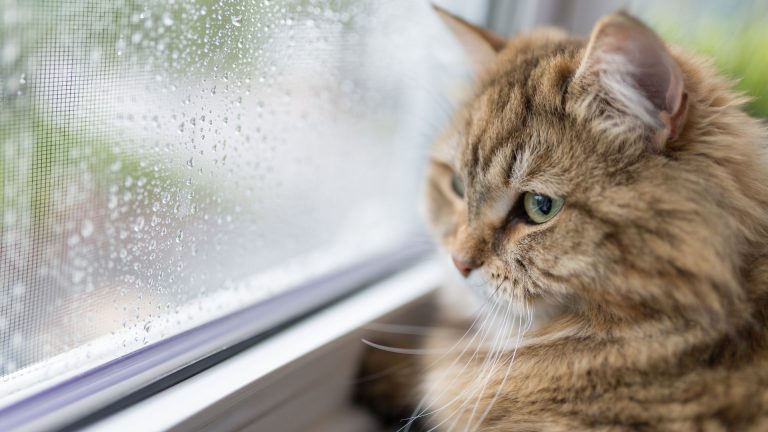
[0,0,474,398]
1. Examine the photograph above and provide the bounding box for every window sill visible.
[83,257,443,432]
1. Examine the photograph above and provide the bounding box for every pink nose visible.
[452,256,478,278]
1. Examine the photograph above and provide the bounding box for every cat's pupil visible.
[535,195,552,214]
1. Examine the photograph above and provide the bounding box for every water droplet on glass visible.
[162,12,174,26]
[231,15,242,26]
[134,216,145,232]
[110,160,123,172]
[72,270,85,284]
[186,157,194,168]
[176,229,184,243]
[2,40,20,65]
[81,219,94,238]
[116,38,126,56]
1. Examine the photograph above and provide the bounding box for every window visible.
[0,0,486,424]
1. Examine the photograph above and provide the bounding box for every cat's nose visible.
[452,256,479,278]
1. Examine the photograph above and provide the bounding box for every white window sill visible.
[84,257,443,432]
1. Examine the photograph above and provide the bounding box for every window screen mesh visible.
[0,0,471,398]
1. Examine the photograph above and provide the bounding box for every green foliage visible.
[655,18,768,118]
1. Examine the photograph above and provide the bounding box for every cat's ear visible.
[572,12,687,150]
[433,5,505,74]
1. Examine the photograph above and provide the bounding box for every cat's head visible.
[426,8,768,329]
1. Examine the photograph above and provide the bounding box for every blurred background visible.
[629,0,767,117]
[1,0,766,405]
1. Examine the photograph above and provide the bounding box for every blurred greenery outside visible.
[0,1,766,224]
[655,19,768,119]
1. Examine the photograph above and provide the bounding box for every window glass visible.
[0,0,472,399]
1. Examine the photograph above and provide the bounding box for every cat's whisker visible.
[402,293,505,430]
[361,339,455,355]
[458,298,516,430]
[471,300,534,430]
[467,304,516,427]
[403,319,500,427]
[403,281,535,430]
[421,317,506,432]
[363,321,476,336]
[430,297,514,431]
[444,294,536,431]
[400,297,502,431]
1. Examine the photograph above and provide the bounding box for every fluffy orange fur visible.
[358,9,768,432]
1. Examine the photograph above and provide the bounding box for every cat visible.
[356,6,768,431]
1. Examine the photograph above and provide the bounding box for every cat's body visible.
[417,275,768,431]
[358,9,768,432]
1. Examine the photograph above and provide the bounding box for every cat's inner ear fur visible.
[572,12,688,151]
[433,5,505,75]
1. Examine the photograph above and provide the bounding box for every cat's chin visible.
[461,269,566,333]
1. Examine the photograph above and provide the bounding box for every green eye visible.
[523,192,564,224]
[451,173,465,198]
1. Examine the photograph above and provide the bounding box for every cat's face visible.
[426,43,628,309]
[428,79,600,305]
[426,12,761,325]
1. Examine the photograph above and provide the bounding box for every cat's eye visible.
[451,173,465,198]
[523,192,564,224]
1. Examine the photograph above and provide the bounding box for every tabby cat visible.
[357,6,768,432]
